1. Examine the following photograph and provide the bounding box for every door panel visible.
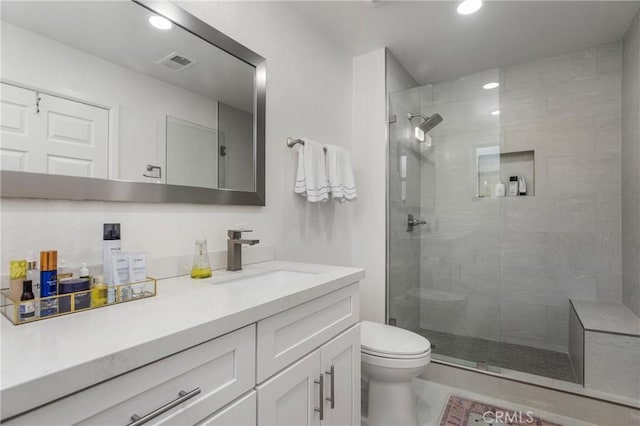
[0,83,37,171]
[320,325,361,426]
[41,93,109,178]
[0,83,109,178]
[257,350,321,426]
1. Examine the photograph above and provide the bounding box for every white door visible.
[166,115,218,189]
[320,325,361,426]
[0,82,109,178]
[0,83,40,172]
[257,350,321,426]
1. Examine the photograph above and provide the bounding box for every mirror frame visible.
[0,0,266,206]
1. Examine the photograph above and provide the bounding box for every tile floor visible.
[413,378,597,426]
[419,328,578,383]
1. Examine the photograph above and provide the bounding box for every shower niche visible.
[476,148,535,198]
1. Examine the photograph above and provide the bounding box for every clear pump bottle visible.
[191,239,212,279]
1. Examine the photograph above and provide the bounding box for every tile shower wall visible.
[418,43,622,353]
[622,10,640,318]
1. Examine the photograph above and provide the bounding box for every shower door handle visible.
[407,214,428,231]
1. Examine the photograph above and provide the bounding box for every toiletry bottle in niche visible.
[19,280,35,321]
[40,251,58,317]
[103,223,121,304]
[509,176,518,196]
[191,238,212,279]
[518,176,527,195]
[26,252,40,318]
[494,181,505,197]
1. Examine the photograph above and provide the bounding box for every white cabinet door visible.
[0,82,109,178]
[257,350,322,426]
[320,325,361,426]
[198,391,256,426]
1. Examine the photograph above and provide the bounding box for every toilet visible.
[360,321,431,426]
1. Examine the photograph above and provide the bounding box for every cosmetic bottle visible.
[19,280,35,321]
[494,181,505,197]
[509,176,518,196]
[58,259,73,281]
[26,252,40,317]
[103,224,121,304]
[518,176,527,195]
[40,250,58,317]
[79,263,90,279]
[9,260,27,302]
[91,275,108,307]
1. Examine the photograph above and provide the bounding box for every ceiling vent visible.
[157,52,196,71]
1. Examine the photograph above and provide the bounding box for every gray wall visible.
[418,42,622,352]
[387,49,421,331]
[622,11,640,318]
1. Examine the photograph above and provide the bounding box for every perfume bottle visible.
[191,239,212,279]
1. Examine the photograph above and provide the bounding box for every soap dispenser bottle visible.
[191,238,212,279]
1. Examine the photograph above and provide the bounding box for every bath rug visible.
[439,394,562,426]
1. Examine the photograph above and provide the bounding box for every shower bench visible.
[569,299,640,403]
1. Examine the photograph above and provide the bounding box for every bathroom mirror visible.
[0,0,266,205]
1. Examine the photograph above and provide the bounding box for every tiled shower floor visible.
[418,328,578,383]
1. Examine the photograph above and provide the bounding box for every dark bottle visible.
[20,280,36,320]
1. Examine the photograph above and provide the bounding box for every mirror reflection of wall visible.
[0,1,256,192]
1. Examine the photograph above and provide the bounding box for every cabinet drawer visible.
[257,283,359,382]
[7,325,255,426]
[197,391,256,426]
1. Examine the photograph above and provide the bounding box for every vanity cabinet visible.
[3,282,361,426]
[257,325,360,426]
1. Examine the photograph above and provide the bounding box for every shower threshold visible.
[418,328,578,384]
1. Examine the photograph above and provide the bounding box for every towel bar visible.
[287,138,327,151]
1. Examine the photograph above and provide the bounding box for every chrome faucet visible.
[227,230,259,271]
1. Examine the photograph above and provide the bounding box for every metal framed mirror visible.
[0,0,266,205]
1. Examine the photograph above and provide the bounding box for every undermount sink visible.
[218,269,316,287]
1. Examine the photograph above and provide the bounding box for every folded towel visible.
[324,144,357,202]
[294,138,329,202]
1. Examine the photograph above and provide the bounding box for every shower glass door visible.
[387,71,504,372]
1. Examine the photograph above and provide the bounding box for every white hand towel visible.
[294,138,329,202]
[324,144,357,202]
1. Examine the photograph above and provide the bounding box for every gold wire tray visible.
[1,278,157,325]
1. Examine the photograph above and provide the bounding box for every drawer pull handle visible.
[325,365,335,409]
[127,387,201,426]
[314,374,324,421]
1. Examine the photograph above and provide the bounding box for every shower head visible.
[417,113,443,133]
[407,112,444,142]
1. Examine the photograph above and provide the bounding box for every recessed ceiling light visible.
[482,82,500,90]
[149,15,173,30]
[491,110,500,116]
[457,0,483,15]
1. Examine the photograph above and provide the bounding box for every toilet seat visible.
[360,320,431,358]
[361,350,431,369]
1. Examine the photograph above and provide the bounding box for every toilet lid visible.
[360,321,431,356]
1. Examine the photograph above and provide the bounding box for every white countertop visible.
[0,260,364,420]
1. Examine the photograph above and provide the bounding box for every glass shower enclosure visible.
[387,68,579,384]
